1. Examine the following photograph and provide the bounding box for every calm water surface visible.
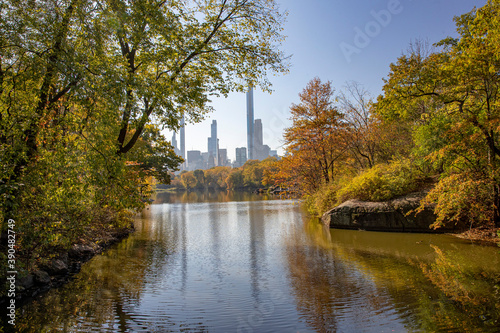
[13,191,500,332]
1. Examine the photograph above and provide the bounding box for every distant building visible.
[269,150,278,159]
[207,120,218,167]
[171,132,179,155]
[247,85,254,160]
[180,115,186,169]
[253,119,271,160]
[235,147,247,168]
[253,119,264,150]
[201,152,210,169]
[255,145,271,160]
[218,148,228,167]
[245,87,274,161]
[187,150,202,171]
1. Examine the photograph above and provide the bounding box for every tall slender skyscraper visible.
[180,115,185,160]
[246,85,254,160]
[207,119,218,167]
[171,132,179,155]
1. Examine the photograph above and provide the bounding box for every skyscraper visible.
[254,118,263,149]
[180,115,186,169]
[187,150,202,171]
[171,132,179,155]
[246,85,254,160]
[218,148,228,166]
[207,120,218,167]
[253,118,271,160]
[235,147,247,167]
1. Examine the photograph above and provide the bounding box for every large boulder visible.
[321,191,453,232]
[16,274,34,291]
[33,270,51,285]
[46,259,68,275]
[68,244,96,259]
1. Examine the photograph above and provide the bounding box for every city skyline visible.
[174,111,275,170]
[171,85,277,167]
[164,0,485,162]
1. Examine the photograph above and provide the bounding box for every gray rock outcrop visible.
[321,191,452,232]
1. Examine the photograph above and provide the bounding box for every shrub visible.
[336,159,421,203]
[419,173,493,230]
[303,182,340,216]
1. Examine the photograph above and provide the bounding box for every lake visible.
[13,191,500,332]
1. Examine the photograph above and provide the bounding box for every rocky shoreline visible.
[321,191,452,233]
[0,225,134,308]
[320,191,500,245]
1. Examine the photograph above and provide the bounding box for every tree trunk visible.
[494,184,500,228]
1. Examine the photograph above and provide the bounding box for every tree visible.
[108,0,289,157]
[282,78,346,192]
[242,160,265,187]
[376,1,500,228]
[193,169,206,189]
[1,0,288,205]
[225,169,244,189]
[0,0,288,271]
[181,172,197,190]
[126,124,183,184]
[205,166,231,189]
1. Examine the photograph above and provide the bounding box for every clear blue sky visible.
[168,0,486,162]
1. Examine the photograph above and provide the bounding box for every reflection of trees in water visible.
[16,212,182,332]
[290,219,500,332]
[417,246,500,331]
[154,190,272,204]
[285,222,410,332]
[17,241,148,332]
[285,238,340,332]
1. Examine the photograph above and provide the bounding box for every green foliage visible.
[225,169,245,190]
[337,159,421,203]
[180,172,197,190]
[420,173,493,230]
[374,1,500,228]
[193,170,206,189]
[303,182,340,216]
[303,159,426,216]
[242,160,265,188]
[0,0,288,276]
[127,125,183,184]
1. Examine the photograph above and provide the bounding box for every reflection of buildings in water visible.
[208,203,222,281]
[181,203,187,291]
[247,201,267,305]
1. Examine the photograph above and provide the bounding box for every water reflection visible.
[293,220,500,332]
[153,190,274,204]
[9,191,500,332]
